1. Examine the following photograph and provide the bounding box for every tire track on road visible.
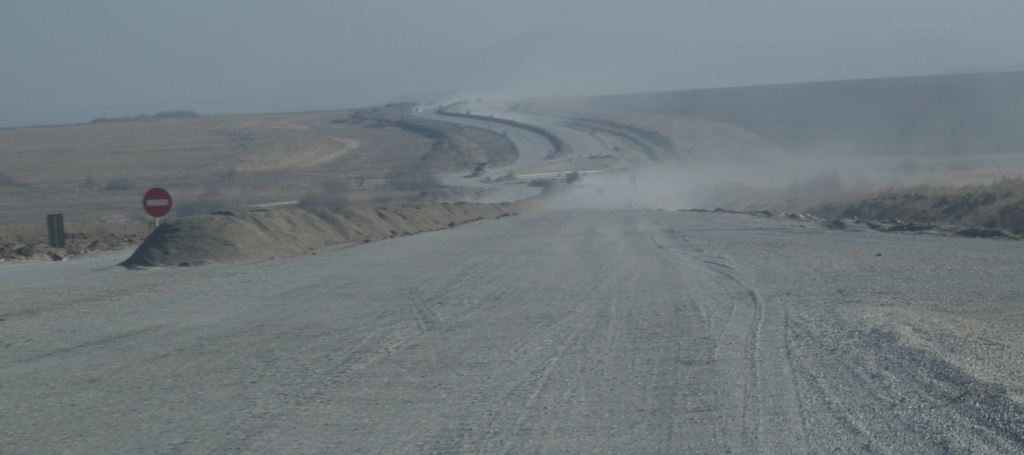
[652,222,809,453]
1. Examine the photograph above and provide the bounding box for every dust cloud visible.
[536,71,1024,214]
[550,150,1024,221]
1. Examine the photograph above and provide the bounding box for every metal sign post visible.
[46,214,65,248]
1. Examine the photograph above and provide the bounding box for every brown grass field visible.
[0,104,517,223]
[0,104,516,260]
[809,177,1024,234]
[0,108,428,225]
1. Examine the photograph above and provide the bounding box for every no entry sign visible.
[143,187,173,218]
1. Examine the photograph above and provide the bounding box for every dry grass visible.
[0,109,436,225]
[0,103,522,260]
[0,104,518,227]
[0,220,150,261]
[810,177,1024,234]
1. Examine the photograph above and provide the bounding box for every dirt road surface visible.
[4,185,1024,453]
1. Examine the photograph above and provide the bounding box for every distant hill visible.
[587,71,1024,157]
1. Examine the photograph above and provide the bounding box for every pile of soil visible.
[121,202,522,268]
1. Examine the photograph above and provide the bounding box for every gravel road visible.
[4,186,1024,453]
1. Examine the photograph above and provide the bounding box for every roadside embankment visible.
[120,202,523,268]
[809,177,1024,236]
[0,221,149,262]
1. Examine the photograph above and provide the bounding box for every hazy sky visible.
[2,1,1023,126]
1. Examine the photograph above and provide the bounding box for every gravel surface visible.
[4,187,1024,453]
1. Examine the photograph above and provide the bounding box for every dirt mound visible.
[120,202,522,268]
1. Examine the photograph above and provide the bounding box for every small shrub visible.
[565,172,581,184]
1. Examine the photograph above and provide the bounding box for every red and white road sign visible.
[142,187,173,218]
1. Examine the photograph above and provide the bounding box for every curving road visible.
[4,188,1024,452]
[413,109,554,177]
[4,111,1024,452]
[412,105,613,203]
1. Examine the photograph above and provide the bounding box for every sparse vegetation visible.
[0,106,452,225]
[565,172,581,184]
[0,220,149,262]
[810,177,1024,234]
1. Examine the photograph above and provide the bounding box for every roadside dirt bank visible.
[0,221,149,263]
[684,207,1021,240]
[120,202,523,268]
[810,178,1024,235]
